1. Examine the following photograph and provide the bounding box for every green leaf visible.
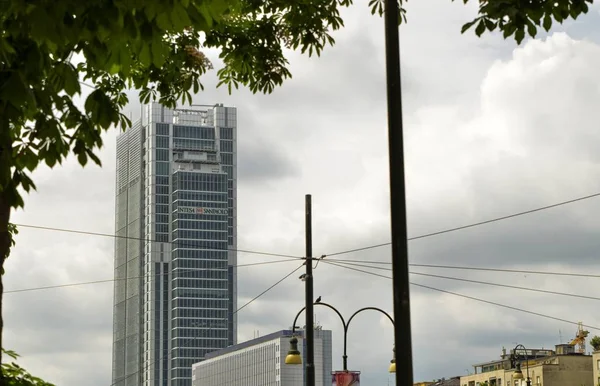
[543,14,552,31]
[171,2,192,29]
[151,34,167,67]
[63,64,81,96]
[20,147,39,172]
[0,38,16,61]
[461,19,478,34]
[85,148,102,165]
[0,72,35,110]
[484,19,496,31]
[139,42,151,66]
[475,20,486,36]
[526,22,537,38]
[515,28,525,44]
[156,12,172,30]
[197,2,214,27]
[503,24,517,39]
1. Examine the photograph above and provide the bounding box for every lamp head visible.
[388,345,396,373]
[388,360,396,373]
[513,362,524,380]
[285,337,302,365]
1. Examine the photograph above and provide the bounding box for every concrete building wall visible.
[461,355,593,386]
[591,351,599,386]
[460,369,505,386]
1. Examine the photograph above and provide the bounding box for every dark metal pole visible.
[305,194,315,386]
[383,0,414,385]
[342,325,348,371]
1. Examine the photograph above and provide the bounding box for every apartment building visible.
[460,344,593,386]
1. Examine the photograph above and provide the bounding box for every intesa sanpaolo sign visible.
[178,207,228,215]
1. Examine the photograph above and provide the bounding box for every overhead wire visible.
[322,259,600,301]
[320,260,600,331]
[323,191,600,258]
[13,191,600,293]
[409,271,600,301]
[325,259,600,279]
[5,258,300,294]
[13,223,302,259]
[408,263,600,279]
[232,264,304,315]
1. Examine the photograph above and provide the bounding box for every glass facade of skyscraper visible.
[112,103,237,386]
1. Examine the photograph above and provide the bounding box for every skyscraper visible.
[112,102,238,386]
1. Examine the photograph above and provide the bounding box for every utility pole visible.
[383,0,414,385]
[305,194,315,386]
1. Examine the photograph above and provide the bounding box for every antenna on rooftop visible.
[559,329,563,344]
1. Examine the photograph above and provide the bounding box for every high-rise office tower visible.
[112,102,237,386]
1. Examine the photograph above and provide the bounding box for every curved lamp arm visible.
[345,307,394,370]
[289,304,395,372]
[347,307,395,327]
[513,344,530,385]
[292,302,347,334]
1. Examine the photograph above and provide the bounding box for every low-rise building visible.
[593,350,600,386]
[191,328,332,386]
[430,377,460,386]
[460,344,593,386]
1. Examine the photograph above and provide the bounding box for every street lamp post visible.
[383,0,414,384]
[512,344,531,386]
[285,301,396,373]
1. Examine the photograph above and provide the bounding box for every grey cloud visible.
[6,5,600,386]
[237,126,301,184]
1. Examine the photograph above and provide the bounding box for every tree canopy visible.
[0,0,594,382]
[458,0,594,43]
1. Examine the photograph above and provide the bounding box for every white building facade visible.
[192,329,333,386]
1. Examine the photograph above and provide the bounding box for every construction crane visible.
[569,322,589,353]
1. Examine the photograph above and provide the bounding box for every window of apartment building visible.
[597,359,600,370]
[536,376,540,385]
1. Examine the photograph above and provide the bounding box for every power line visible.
[411,282,600,331]
[323,260,600,301]
[322,260,392,280]
[13,223,301,259]
[232,264,304,315]
[323,191,600,257]
[5,258,300,294]
[326,259,600,279]
[409,263,600,279]
[409,271,600,302]
[321,260,600,331]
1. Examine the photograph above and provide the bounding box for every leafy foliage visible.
[1,349,54,386]
[0,224,17,275]
[0,0,596,377]
[456,0,594,44]
[591,335,600,351]
[0,0,359,212]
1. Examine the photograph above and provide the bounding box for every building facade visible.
[460,345,593,386]
[429,377,460,386]
[191,329,333,386]
[112,102,238,386]
[593,350,599,386]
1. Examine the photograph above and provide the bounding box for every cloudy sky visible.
[5,1,600,385]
